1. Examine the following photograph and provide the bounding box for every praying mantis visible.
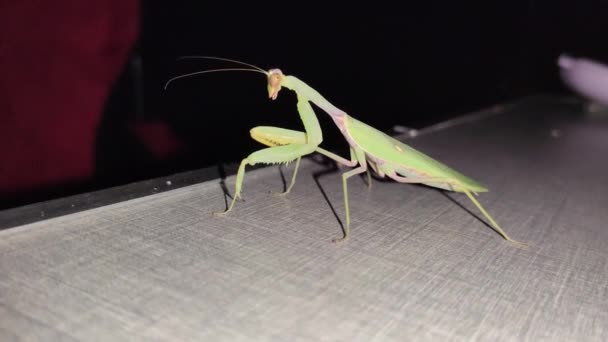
[165,56,526,246]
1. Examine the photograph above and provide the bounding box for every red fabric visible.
[130,121,186,160]
[0,1,140,194]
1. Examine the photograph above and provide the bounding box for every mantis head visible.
[267,68,284,100]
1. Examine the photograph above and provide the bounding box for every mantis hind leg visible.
[214,143,317,216]
[461,189,527,247]
[384,170,526,246]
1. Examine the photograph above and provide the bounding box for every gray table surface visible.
[1,95,607,341]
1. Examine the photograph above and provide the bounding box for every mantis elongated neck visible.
[283,75,347,119]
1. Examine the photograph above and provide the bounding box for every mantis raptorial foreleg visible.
[251,126,358,168]
[214,93,322,214]
[250,126,363,194]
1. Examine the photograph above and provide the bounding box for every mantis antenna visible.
[164,56,270,89]
[164,68,267,90]
[176,56,267,72]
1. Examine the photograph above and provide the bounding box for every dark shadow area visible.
[276,164,289,194]
[216,163,231,209]
[310,156,345,236]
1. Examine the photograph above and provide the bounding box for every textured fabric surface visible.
[1,96,607,341]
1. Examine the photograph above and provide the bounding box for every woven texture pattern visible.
[1,97,607,341]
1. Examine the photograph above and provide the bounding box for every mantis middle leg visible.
[333,147,368,243]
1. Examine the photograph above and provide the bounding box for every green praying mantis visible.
[165,56,526,246]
